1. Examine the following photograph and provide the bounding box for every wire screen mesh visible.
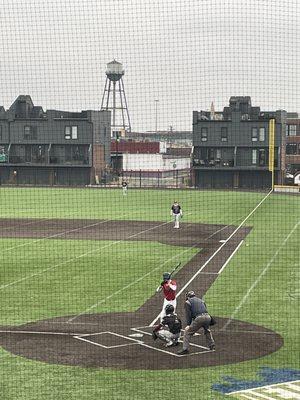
[0,1,299,399]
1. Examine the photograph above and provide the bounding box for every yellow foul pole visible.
[268,119,275,190]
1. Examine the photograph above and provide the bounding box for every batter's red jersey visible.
[162,280,177,300]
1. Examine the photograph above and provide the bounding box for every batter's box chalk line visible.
[73,331,142,349]
[129,326,213,357]
[73,328,214,357]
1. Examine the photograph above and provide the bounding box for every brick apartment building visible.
[286,114,300,177]
[192,97,287,189]
[0,95,110,185]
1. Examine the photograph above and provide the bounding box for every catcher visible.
[152,304,182,347]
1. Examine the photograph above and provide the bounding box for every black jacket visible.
[162,313,182,334]
[184,296,208,325]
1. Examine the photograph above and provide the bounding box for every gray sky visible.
[0,0,299,131]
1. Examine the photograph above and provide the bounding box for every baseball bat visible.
[169,261,181,278]
[156,261,181,292]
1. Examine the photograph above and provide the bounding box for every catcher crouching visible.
[152,304,182,347]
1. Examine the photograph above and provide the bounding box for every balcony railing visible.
[7,155,90,165]
[193,158,274,168]
[193,159,234,167]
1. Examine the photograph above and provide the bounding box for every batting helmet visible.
[163,272,171,281]
[185,290,195,299]
[165,304,175,314]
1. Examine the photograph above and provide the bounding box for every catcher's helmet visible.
[165,304,175,314]
[163,272,171,281]
[185,290,195,299]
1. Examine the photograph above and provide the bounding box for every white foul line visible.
[149,190,273,326]
[23,222,234,325]
[0,218,172,291]
[129,327,211,357]
[67,220,234,323]
[149,239,244,327]
[0,330,78,336]
[67,241,195,322]
[130,326,209,349]
[222,218,300,331]
[80,328,211,357]
[217,240,244,275]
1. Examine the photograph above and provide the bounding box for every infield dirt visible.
[0,219,283,370]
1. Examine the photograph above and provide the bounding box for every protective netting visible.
[0,1,299,399]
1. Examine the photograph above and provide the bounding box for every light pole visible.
[155,99,159,133]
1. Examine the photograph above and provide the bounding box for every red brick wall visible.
[111,141,160,154]
[93,145,105,181]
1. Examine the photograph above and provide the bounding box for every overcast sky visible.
[0,0,299,131]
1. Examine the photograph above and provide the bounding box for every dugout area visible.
[0,219,283,370]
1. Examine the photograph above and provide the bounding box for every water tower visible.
[100,60,131,137]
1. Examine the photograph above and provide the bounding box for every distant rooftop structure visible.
[126,130,192,146]
[8,95,45,119]
[0,95,103,120]
[287,112,299,119]
[197,96,284,122]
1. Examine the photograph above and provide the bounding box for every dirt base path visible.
[0,219,283,370]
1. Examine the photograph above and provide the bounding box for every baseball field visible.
[0,187,299,399]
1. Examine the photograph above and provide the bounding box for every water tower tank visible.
[101,59,131,134]
[106,60,124,82]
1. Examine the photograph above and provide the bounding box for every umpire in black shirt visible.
[177,291,215,354]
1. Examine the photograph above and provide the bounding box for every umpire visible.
[177,291,215,355]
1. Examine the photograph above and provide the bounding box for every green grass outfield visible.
[0,187,299,400]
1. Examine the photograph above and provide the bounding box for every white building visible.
[121,153,191,188]
[122,153,190,171]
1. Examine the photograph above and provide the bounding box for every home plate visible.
[128,333,143,338]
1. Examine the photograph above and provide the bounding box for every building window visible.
[24,126,37,140]
[65,126,71,139]
[252,149,257,164]
[71,126,78,139]
[251,128,258,142]
[201,128,208,142]
[112,130,122,140]
[215,149,221,159]
[259,127,266,141]
[221,127,228,142]
[258,149,266,166]
[65,126,78,140]
[0,125,2,140]
[207,148,214,160]
[287,125,297,136]
[0,146,6,162]
[286,144,297,155]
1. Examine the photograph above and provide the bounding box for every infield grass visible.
[0,187,299,400]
